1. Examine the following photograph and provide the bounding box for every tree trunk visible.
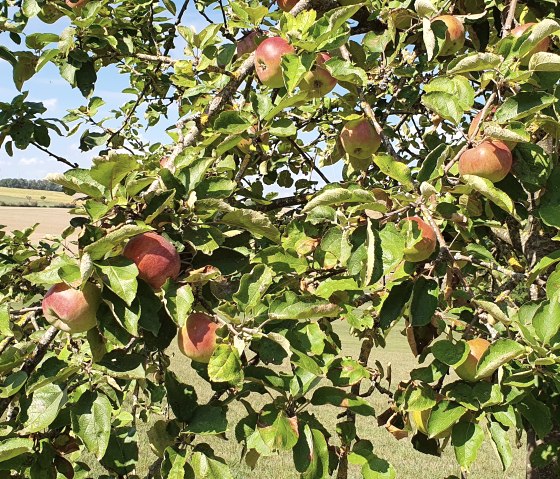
[526,429,559,479]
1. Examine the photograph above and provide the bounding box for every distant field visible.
[0,186,74,207]
[0,206,76,244]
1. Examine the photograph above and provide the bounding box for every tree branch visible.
[502,0,518,37]
[0,326,59,418]
[31,142,78,169]
[288,138,330,184]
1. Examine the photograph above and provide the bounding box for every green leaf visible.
[314,278,359,300]
[518,394,552,439]
[373,154,414,191]
[361,454,396,479]
[519,19,560,59]
[190,451,233,479]
[71,391,112,460]
[532,299,560,344]
[94,350,145,380]
[100,427,138,475]
[488,421,513,471]
[426,401,466,439]
[90,154,138,191]
[379,281,413,328]
[447,53,502,74]
[461,175,515,216]
[311,386,375,416]
[97,258,138,306]
[421,92,463,125]
[294,426,330,479]
[84,224,153,260]
[270,118,297,137]
[0,371,27,398]
[22,383,66,433]
[431,340,468,367]
[221,208,280,243]
[451,422,484,471]
[161,447,189,479]
[494,92,557,123]
[323,57,368,86]
[164,371,198,423]
[233,264,273,312]
[475,339,525,379]
[303,187,381,213]
[529,52,560,71]
[208,344,244,385]
[269,293,340,320]
[185,406,227,435]
[528,250,560,284]
[0,438,34,463]
[162,283,194,327]
[410,276,439,326]
[423,76,474,111]
[213,111,251,135]
[281,53,310,93]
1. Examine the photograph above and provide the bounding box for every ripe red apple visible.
[432,15,465,56]
[300,52,337,98]
[42,282,100,333]
[177,313,219,363]
[455,338,491,382]
[340,118,381,160]
[65,0,89,8]
[123,232,181,290]
[402,216,437,263]
[458,140,512,183]
[277,0,298,11]
[511,23,551,65]
[254,37,295,88]
[237,31,260,57]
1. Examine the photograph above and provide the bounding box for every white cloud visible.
[42,98,58,109]
[19,157,41,165]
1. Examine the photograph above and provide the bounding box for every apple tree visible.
[1,0,560,477]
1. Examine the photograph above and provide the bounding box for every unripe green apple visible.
[402,216,437,263]
[340,118,381,160]
[177,313,219,363]
[432,15,465,57]
[458,140,512,183]
[123,232,181,290]
[299,52,337,98]
[455,338,491,382]
[254,37,295,88]
[42,282,100,333]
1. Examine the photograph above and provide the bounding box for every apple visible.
[468,108,517,150]
[432,15,465,57]
[65,0,89,8]
[455,338,491,382]
[340,118,381,160]
[254,37,295,88]
[123,232,181,290]
[299,52,337,98]
[237,125,270,155]
[42,282,100,333]
[458,140,512,183]
[402,216,437,263]
[277,0,298,11]
[237,31,260,57]
[511,23,551,65]
[177,313,219,363]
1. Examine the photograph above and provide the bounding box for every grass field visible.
[0,186,74,207]
[0,201,526,478]
[84,324,526,479]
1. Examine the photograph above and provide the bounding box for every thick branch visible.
[502,0,518,37]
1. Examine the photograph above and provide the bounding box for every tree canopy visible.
[1,0,560,478]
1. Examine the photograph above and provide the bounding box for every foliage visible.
[1,0,560,478]
[0,179,62,192]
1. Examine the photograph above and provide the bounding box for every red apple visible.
[42,282,100,333]
[468,108,517,150]
[458,140,512,183]
[177,313,219,363]
[511,23,551,65]
[402,216,437,262]
[277,0,298,11]
[65,0,89,8]
[432,15,465,56]
[237,31,260,57]
[300,52,337,98]
[254,37,295,88]
[123,232,181,290]
[455,338,491,382]
[340,118,381,160]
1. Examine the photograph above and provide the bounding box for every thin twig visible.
[288,138,330,184]
[31,142,78,169]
